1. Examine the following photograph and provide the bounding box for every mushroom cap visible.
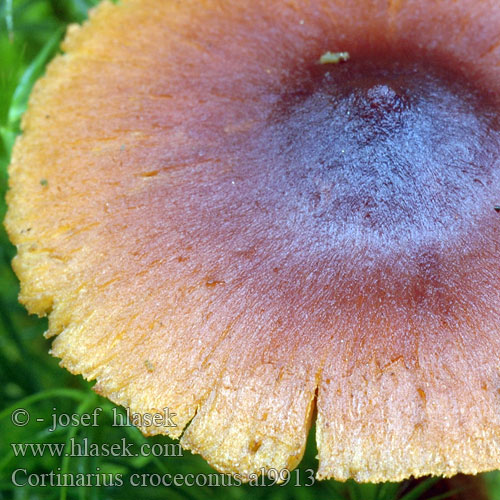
[5,0,500,482]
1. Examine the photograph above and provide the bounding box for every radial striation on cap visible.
[5,0,500,482]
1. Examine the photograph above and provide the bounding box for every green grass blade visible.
[4,0,14,40]
[59,392,97,500]
[346,480,380,500]
[0,388,88,421]
[376,482,401,500]
[398,477,441,500]
[0,127,18,157]
[7,25,64,127]
[426,489,462,500]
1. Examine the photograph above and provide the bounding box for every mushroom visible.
[5,0,500,483]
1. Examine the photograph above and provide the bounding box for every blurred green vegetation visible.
[0,1,499,499]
